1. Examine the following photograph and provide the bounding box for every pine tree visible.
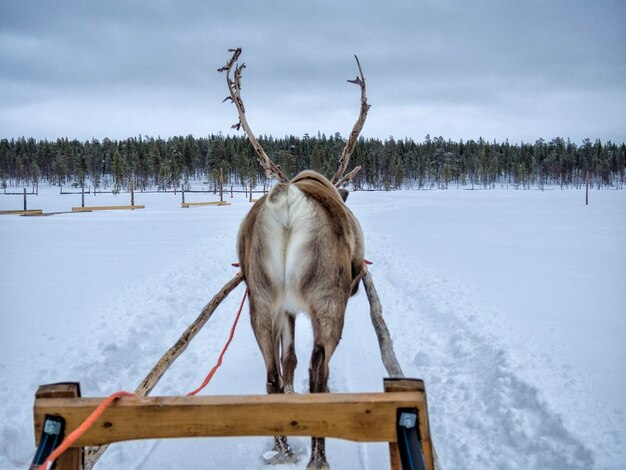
[111,148,125,193]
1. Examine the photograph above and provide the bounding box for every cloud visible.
[1,0,625,143]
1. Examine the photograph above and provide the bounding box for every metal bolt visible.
[399,412,417,428]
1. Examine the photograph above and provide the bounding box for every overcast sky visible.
[1,0,625,144]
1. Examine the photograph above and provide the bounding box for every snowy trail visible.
[64,229,386,470]
[1,188,623,469]
[15,230,592,470]
[365,233,594,469]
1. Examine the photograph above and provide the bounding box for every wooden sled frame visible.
[31,271,436,470]
[33,379,434,470]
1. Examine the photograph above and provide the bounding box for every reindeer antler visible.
[330,55,370,187]
[218,48,288,183]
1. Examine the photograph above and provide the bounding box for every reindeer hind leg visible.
[252,307,298,465]
[281,312,297,394]
[307,304,345,470]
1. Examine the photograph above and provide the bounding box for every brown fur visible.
[237,170,364,469]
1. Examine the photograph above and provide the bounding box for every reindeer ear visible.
[338,188,349,202]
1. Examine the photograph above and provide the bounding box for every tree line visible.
[1,133,625,192]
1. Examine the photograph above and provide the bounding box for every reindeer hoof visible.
[262,449,299,465]
[263,438,299,465]
[306,461,330,470]
[306,446,330,470]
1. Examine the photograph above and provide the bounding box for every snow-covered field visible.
[1,184,624,469]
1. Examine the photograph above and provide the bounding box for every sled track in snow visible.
[0,229,597,470]
[366,233,594,469]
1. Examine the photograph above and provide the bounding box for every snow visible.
[1,184,624,469]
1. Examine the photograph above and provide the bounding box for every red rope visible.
[38,287,247,469]
[186,288,247,396]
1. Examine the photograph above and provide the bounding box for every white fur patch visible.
[262,185,316,314]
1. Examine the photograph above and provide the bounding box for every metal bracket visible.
[396,408,427,470]
[31,414,66,469]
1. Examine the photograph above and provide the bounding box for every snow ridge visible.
[366,233,594,469]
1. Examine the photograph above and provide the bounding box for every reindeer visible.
[219,48,370,470]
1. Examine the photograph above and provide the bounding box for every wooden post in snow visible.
[182,189,185,205]
[23,188,27,211]
[130,176,135,207]
[586,171,589,206]
[81,184,85,208]
[249,178,253,203]
[220,167,224,203]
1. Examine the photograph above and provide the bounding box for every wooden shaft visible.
[35,391,426,447]
[84,273,244,468]
[134,273,243,396]
[362,270,404,378]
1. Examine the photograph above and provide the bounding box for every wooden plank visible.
[181,201,230,208]
[71,205,145,212]
[34,391,426,447]
[22,210,93,217]
[384,378,434,470]
[0,209,43,216]
[34,383,83,470]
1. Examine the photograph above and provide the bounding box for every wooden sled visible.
[33,378,433,470]
[30,271,437,470]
